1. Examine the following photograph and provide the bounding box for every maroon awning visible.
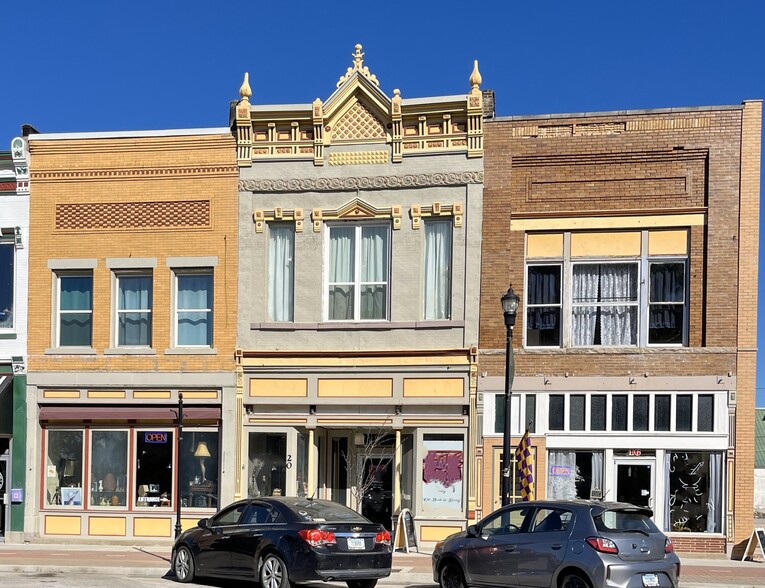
[39,406,220,423]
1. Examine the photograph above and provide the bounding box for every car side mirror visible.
[467,524,479,537]
[198,518,209,529]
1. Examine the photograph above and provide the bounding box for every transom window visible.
[57,273,93,347]
[545,392,717,433]
[525,230,688,348]
[326,223,389,321]
[117,273,152,347]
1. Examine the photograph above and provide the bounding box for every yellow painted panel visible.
[317,419,392,425]
[318,379,392,398]
[527,233,563,258]
[89,517,127,536]
[242,355,469,368]
[511,213,706,231]
[404,378,463,398]
[134,391,172,399]
[45,515,81,535]
[43,390,80,399]
[250,379,308,398]
[571,232,640,257]
[648,230,688,255]
[420,525,462,542]
[88,391,126,399]
[182,518,201,532]
[134,517,172,537]
[180,391,219,400]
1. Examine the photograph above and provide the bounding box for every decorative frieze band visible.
[239,171,483,193]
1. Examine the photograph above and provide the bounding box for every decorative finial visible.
[337,43,380,88]
[239,72,252,102]
[393,89,400,97]
[469,60,482,90]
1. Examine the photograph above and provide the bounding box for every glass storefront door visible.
[615,458,655,510]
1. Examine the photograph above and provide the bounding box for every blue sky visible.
[3,1,764,403]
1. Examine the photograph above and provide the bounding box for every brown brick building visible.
[477,101,762,554]
[24,129,238,541]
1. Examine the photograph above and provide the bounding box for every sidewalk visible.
[0,543,763,587]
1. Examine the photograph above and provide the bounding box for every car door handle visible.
[551,544,563,550]
[504,545,517,552]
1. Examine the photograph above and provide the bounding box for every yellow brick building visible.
[24,129,238,541]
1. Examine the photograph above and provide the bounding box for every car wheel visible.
[559,573,592,588]
[439,561,466,588]
[261,553,290,588]
[173,546,195,583]
[346,580,378,588]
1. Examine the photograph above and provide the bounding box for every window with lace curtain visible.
[525,231,688,348]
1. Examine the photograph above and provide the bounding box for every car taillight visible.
[375,530,391,545]
[586,536,619,554]
[665,537,674,553]
[298,529,336,547]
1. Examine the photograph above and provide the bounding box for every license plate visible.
[642,574,659,587]
[347,537,365,550]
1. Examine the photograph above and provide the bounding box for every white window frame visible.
[267,223,295,322]
[55,271,93,348]
[324,222,391,322]
[422,218,453,320]
[134,428,175,510]
[173,269,213,348]
[524,231,689,349]
[0,236,15,332]
[114,270,153,348]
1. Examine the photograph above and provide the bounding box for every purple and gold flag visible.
[515,430,535,501]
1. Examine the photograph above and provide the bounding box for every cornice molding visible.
[239,171,483,193]
[31,165,238,182]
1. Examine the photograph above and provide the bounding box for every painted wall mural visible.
[421,437,463,517]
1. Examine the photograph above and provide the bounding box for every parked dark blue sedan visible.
[172,497,392,587]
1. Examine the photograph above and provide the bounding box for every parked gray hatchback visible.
[432,500,680,588]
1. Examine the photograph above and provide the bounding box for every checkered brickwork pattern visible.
[332,102,386,141]
[56,200,210,230]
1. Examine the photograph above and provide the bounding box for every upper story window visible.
[117,273,152,347]
[525,230,688,348]
[268,224,294,321]
[423,219,452,320]
[326,223,389,321]
[0,237,14,330]
[175,270,213,347]
[56,273,93,347]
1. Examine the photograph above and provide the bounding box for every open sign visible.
[145,432,168,444]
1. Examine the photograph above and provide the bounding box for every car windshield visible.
[594,508,659,533]
[285,499,369,523]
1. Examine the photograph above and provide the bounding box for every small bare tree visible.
[342,419,398,514]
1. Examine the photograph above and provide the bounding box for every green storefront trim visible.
[11,372,26,532]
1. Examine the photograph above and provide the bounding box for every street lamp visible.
[174,392,184,539]
[500,285,519,506]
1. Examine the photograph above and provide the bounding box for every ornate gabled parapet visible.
[312,97,325,165]
[391,89,403,163]
[11,137,29,194]
[337,44,380,88]
[466,60,484,158]
[235,72,253,167]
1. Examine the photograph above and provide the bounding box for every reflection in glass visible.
[666,451,722,533]
[90,430,128,507]
[135,430,173,507]
[46,430,83,506]
[248,432,287,497]
[181,431,219,508]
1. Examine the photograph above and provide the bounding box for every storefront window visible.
[421,434,463,517]
[180,431,219,509]
[665,451,722,533]
[136,430,174,507]
[90,430,128,507]
[400,434,414,510]
[547,450,604,500]
[296,431,310,497]
[46,430,84,506]
[248,432,287,497]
